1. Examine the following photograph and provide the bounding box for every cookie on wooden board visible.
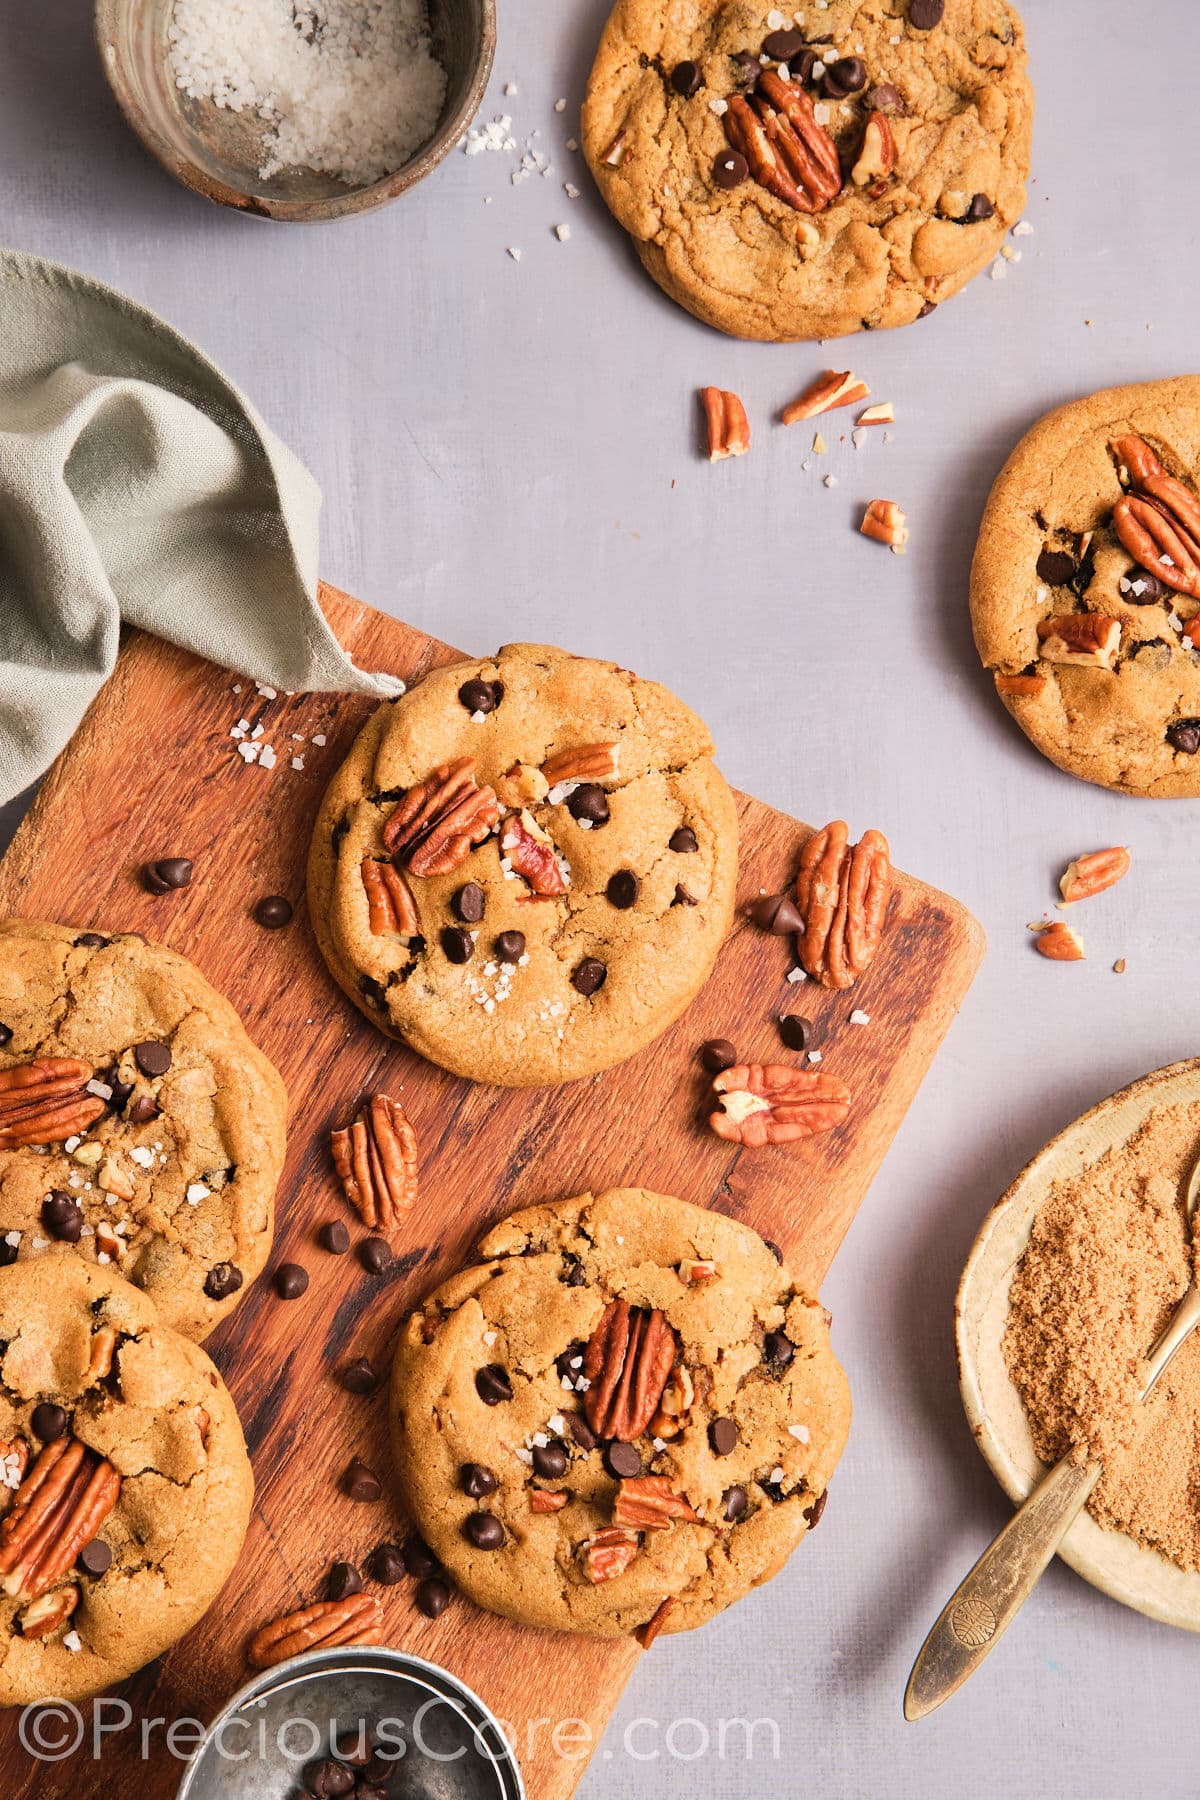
[582,0,1032,341]
[308,644,739,1087]
[390,1189,850,1637]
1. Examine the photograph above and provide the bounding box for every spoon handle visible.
[904,1452,1099,1722]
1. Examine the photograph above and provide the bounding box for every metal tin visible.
[176,1645,525,1799]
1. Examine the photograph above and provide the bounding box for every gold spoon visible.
[905,1148,1200,1721]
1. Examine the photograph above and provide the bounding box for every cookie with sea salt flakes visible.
[971,378,1200,796]
[307,644,738,1086]
[389,1188,850,1638]
[0,920,287,1339]
[582,0,1032,341]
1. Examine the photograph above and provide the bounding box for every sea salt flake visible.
[64,1136,81,1153]
[131,1146,155,1168]
[255,682,277,698]
[554,97,566,112]
[508,246,522,261]
[849,1009,871,1025]
[789,1423,811,1444]
[566,137,578,151]
[564,181,580,199]
[808,1050,823,1064]
[823,474,838,488]
[1013,219,1034,236]
[813,100,831,123]
[86,1080,113,1100]
[186,1181,210,1205]
[554,223,571,242]
[312,733,326,746]
[504,81,518,95]
[786,967,807,983]
[770,1465,786,1484]
[514,1447,534,1465]
[990,258,1007,280]
[259,744,277,770]
[63,1631,82,1654]
[767,7,785,25]
[709,96,728,115]
[238,742,259,763]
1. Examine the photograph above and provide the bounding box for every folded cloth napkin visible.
[0,247,400,807]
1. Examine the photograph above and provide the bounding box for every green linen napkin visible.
[0,248,400,807]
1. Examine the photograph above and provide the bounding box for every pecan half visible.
[794,821,892,989]
[0,1438,120,1600]
[330,1094,417,1232]
[1111,434,1200,600]
[613,1477,700,1530]
[860,498,908,552]
[709,1064,851,1147]
[1032,920,1084,962]
[851,111,895,186]
[1059,847,1130,903]
[0,1058,106,1150]
[382,758,500,878]
[634,1595,676,1649]
[724,73,841,214]
[648,1364,694,1441]
[781,370,869,426]
[542,743,621,786]
[530,1487,570,1514]
[580,1527,639,1585]
[1036,614,1121,668]
[18,1584,78,1640]
[501,811,567,896]
[701,387,750,461]
[361,858,420,937]
[583,1300,676,1442]
[248,1593,384,1669]
[995,671,1048,697]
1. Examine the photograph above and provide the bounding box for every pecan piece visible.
[0,1438,121,1600]
[709,1065,851,1147]
[330,1094,417,1232]
[530,1487,570,1514]
[542,743,621,786]
[794,821,892,989]
[583,1299,676,1442]
[1032,920,1084,962]
[781,370,870,426]
[382,758,500,877]
[677,1259,717,1285]
[248,1593,384,1669]
[18,1584,78,1639]
[1036,615,1121,668]
[851,111,895,186]
[0,1058,105,1150]
[634,1595,676,1649]
[613,1477,700,1530]
[860,498,908,552]
[995,671,1048,697]
[0,1438,29,1501]
[361,859,420,937]
[580,1527,640,1585]
[648,1364,694,1441]
[725,73,841,214]
[700,387,750,461]
[1059,847,1130,903]
[1110,434,1200,599]
[501,810,567,896]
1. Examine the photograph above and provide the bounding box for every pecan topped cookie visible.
[308,645,738,1087]
[389,1189,850,1637]
[582,0,1032,341]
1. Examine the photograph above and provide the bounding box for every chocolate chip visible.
[567,783,609,825]
[127,1094,159,1124]
[604,1442,641,1479]
[1168,721,1200,755]
[495,930,525,963]
[458,678,502,715]
[556,1341,586,1381]
[453,882,486,923]
[476,1364,513,1405]
[964,192,995,221]
[325,1560,363,1601]
[403,1536,439,1579]
[764,1238,784,1264]
[369,1543,407,1584]
[274,1262,309,1300]
[762,25,806,58]
[416,1575,451,1618]
[803,1488,828,1530]
[460,1462,499,1498]
[105,1074,134,1112]
[563,1256,586,1287]
[729,48,761,89]
[0,1237,17,1268]
[777,1014,813,1052]
[669,826,698,853]
[1035,548,1075,586]
[532,1440,568,1480]
[339,1357,380,1394]
[866,82,902,110]
[333,1729,374,1767]
[441,925,475,964]
[319,1220,350,1255]
[32,1402,68,1441]
[722,1485,748,1522]
[917,299,937,319]
[763,1331,795,1371]
[713,150,748,189]
[606,870,639,909]
[747,892,804,935]
[306,1758,355,1798]
[464,1512,505,1549]
[77,1538,112,1576]
[0,1023,10,1047]
[700,1038,737,1073]
[42,1191,83,1243]
[760,1476,786,1503]
[822,55,866,98]
[670,58,701,96]
[1120,568,1166,602]
[203,1262,243,1300]
[342,1458,382,1503]
[142,857,192,896]
[133,1040,171,1078]
[74,933,108,948]
[673,885,698,907]
[253,894,293,929]
[571,958,607,996]
[908,0,944,26]
[709,1417,738,1457]
[794,47,820,84]
[567,1410,598,1451]
[358,1237,391,1275]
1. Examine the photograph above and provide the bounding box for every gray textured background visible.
[1,3,1198,1796]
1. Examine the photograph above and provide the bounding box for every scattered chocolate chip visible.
[357,1783,388,1799]
[458,678,502,715]
[713,150,748,189]
[763,1331,795,1371]
[964,191,995,221]
[700,1038,737,1074]
[253,894,293,929]
[747,892,804,934]
[670,58,701,96]
[274,1262,309,1300]
[673,885,698,907]
[567,1410,598,1451]
[339,1357,380,1394]
[606,870,639,909]
[1035,548,1075,586]
[325,1560,363,1601]
[452,882,486,924]
[464,1511,505,1550]
[866,82,902,109]
[203,1262,243,1301]
[133,1040,171,1078]
[803,1489,829,1529]
[709,1417,738,1457]
[762,25,806,58]
[669,826,698,853]
[764,1238,784,1264]
[567,784,609,825]
[572,958,607,996]
[416,1574,451,1618]
[127,1094,159,1124]
[0,1237,18,1269]
[917,299,937,319]
[532,1440,568,1480]
[319,1220,350,1255]
[730,48,761,89]
[306,1758,355,1798]
[342,1458,382,1503]
[403,1536,439,1579]
[476,1364,513,1405]
[441,925,475,965]
[0,1023,10,1046]
[777,1014,813,1052]
[42,1191,83,1244]
[358,1237,391,1275]
[495,929,525,963]
[74,933,109,948]
[822,55,866,98]
[369,1543,407,1584]
[722,1485,748,1522]
[1120,568,1166,602]
[77,1537,112,1576]
[1169,721,1200,755]
[32,1402,68,1441]
[460,1462,499,1499]
[605,1442,641,1479]
[908,0,944,27]
[142,857,193,896]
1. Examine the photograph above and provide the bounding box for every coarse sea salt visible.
[167,0,448,187]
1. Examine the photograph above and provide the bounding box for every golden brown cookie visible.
[582,0,1032,341]
[971,378,1200,796]
[308,645,739,1087]
[390,1189,850,1637]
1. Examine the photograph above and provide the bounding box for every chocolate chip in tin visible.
[416,1574,452,1618]
[253,894,293,929]
[908,0,944,27]
[495,929,525,963]
[203,1262,243,1300]
[722,1484,748,1522]
[325,1559,363,1601]
[713,150,748,190]
[606,870,639,909]
[475,1363,513,1405]
[42,1191,83,1243]
[342,1458,382,1503]
[338,1356,380,1394]
[762,25,805,58]
[571,957,607,995]
[333,1728,373,1768]
[458,677,502,715]
[670,58,701,96]
[319,1219,350,1255]
[700,1037,737,1073]
[142,856,193,895]
[358,1236,392,1275]
[568,783,609,825]
[274,1262,309,1300]
[604,1441,641,1479]
[669,825,698,853]
[305,1758,355,1798]
[369,1542,407,1585]
[747,891,804,934]
[567,1410,598,1451]
[452,882,486,924]
[777,1013,813,1052]
[460,1461,499,1499]
[709,1417,738,1457]
[403,1536,439,1579]
[133,1039,171,1078]
[532,1440,568,1480]
[77,1537,112,1576]
[32,1401,68,1441]
[464,1511,505,1549]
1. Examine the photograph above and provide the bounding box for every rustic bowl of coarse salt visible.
[95,0,495,221]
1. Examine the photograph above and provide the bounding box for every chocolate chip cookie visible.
[972,378,1200,796]
[0,1255,252,1704]
[0,921,288,1339]
[308,645,738,1087]
[582,0,1032,341]
[389,1189,850,1637]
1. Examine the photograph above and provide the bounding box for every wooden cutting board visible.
[0,588,983,1798]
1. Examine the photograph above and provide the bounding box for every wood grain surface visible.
[0,588,983,1798]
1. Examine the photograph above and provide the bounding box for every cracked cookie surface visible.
[389,1189,850,1637]
[971,379,1200,796]
[0,921,287,1339]
[583,0,1032,341]
[0,1257,252,1705]
[308,645,738,1087]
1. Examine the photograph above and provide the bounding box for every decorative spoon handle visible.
[904,1452,1099,1722]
